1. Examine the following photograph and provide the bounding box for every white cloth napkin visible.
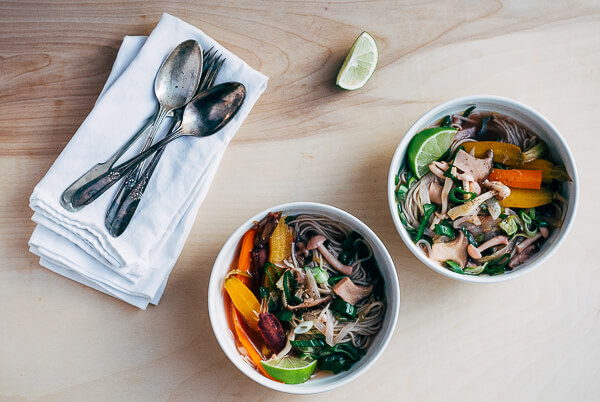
[28,14,268,309]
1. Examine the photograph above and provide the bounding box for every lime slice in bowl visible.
[260,356,317,384]
[407,127,457,178]
[336,32,378,90]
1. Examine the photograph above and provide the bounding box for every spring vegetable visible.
[498,187,555,208]
[230,303,276,380]
[449,187,477,204]
[477,116,493,136]
[519,209,539,238]
[498,215,520,236]
[281,270,302,306]
[435,223,455,239]
[269,219,292,263]
[415,204,436,241]
[463,105,476,117]
[224,276,261,332]
[508,159,572,183]
[293,321,314,334]
[306,266,329,284]
[258,312,287,354]
[445,260,463,274]
[487,169,542,189]
[396,184,409,202]
[236,229,257,287]
[331,297,357,321]
[328,275,347,286]
[462,141,546,165]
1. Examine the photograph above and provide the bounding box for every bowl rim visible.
[207,201,401,394]
[387,94,579,283]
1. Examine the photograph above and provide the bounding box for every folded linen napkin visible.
[28,14,268,309]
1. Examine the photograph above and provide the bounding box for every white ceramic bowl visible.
[387,95,578,283]
[208,202,400,394]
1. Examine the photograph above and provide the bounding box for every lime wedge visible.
[260,356,317,384]
[336,32,378,90]
[407,127,458,178]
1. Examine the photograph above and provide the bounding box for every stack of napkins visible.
[28,14,268,309]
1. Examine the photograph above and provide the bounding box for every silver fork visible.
[104,51,225,237]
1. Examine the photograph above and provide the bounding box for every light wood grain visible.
[1,1,599,401]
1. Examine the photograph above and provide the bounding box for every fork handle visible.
[69,131,184,209]
[104,145,167,236]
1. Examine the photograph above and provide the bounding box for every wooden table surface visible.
[1,1,598,401]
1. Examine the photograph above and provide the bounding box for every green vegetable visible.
[499,213,509,219]
[284,215,297,225]
[328,275,347,286]
[415,204,436,242]
[449,187,477,204]
[463,105,476,117]
[406,171,417,187]
[440,115,451,127]
[331,297,357,321]
[464,262,488,275]
[394,174,399,186]
[499,215,520,236]
[306,266,329,284]
[478,116,493,136]
[462,228,478,247]
[482,254,511,275]
[291,339,327,349]
[282,270,301,306]
[435,223,455,239]
[259,286,278,312]
[518,209,538,237]
[276,310,294,321]
[445,260,464,274]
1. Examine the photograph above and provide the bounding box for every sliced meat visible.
[453,149,493,182]
[332,277,373,305]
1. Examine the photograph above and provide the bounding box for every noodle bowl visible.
[208,202,399,394]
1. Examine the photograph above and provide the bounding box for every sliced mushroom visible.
[483,180,511,201]
[453,149,494,182]
[306,235,352,275]
[540,226,550,238]
[509,244,537,268]
[448,191,495,220]
[429,181,443,205]
[467,235,509,259]
[287,296,332,310]
[428,161,449,180]
[516,232,543,254]
[429,231,469,268]
[333,277,373,305]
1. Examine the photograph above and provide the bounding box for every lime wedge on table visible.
[407,127,458,178]
[336,32,378,90]
[260,356,317,384]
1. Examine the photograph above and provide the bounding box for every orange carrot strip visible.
[487,169,542,189]
[236,228,256,287]
[231,303,277,381]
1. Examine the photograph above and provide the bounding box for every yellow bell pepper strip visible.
[462,141,547,165]
[224,276,261,332]
[236,228,256,287]
[462,142,524,165]
[268,218,292,263]
[230,300,278,381]
[507,159,572,183]
[498,187,555,208]
[487,169,542,189]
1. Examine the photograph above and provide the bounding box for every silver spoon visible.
[69,82,246,210]
[105,52,226,237]
[60,39,203,212]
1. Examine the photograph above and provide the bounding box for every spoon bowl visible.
[154,39,203,110]
[181,81,247,136]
